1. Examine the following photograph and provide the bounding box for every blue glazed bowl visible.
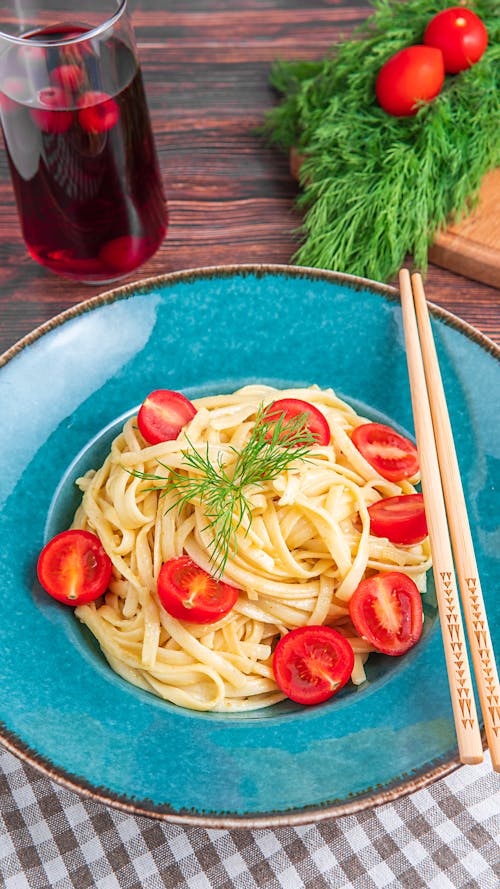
[0,264,498,827]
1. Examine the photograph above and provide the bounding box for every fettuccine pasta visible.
[73,385,431,711]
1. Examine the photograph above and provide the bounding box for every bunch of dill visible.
[263,0,500,282]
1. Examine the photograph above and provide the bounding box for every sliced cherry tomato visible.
[351,422,419,481]
[137,389,197,444]
[261,398,330,446]
[30,86,74,133]
[375,45,445,116]
[157,555,239,623]
[424,7,488,74]
[349,571,422,656]
[37,529,112,606]
[368,493,428,545]
[272,625,354,705]
[77,90,119,133]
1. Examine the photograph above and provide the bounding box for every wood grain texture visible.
[400,268,483,766]
[0,0,498,356]
[410,272,500,770]
[429,170,500,289]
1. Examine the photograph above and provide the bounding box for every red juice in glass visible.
[0,11,167,282]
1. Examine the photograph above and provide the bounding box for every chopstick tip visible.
[461,754,484,766]
[398,268,412,294]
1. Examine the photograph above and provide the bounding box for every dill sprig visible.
[263,0,500,282]
[127,405,317,576]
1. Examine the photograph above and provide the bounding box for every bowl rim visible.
[0,262,496,827]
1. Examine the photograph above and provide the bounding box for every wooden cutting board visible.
[290,150,499,289]
[429,168,500,289]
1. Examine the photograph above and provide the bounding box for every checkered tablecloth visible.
[1,746,498,889]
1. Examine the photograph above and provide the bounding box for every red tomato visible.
[37,530,112,606]
[272,625,354,705]
[261,398,330,446]
[157,556,239,623]
[349,572,422,656]
[375,45,445,116]
[77,91,119,133]
[368,493,428,544]
[30,87,74,133]
[50,64,85,92]
[137,389,197,444]
[351,422,419,481]
[424,7,488,74]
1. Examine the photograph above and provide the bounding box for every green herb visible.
[263,0,500,282]
[128,406,316,576]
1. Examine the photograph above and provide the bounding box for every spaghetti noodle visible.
[72,385,431,711]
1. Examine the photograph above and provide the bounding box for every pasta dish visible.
[63,384,431,712]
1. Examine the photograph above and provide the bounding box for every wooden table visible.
[1,0,498,356]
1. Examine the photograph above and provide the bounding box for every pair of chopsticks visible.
[399,269,499,771]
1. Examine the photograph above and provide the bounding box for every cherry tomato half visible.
[349,571,422,656]
[37,529,112,606]
[375,45,445,116]
[424,7,488,74]
[368,493,428,545]
[157,555,239,623]
[261,398,330,446]
[351,422,419,481]
[272,625,354,705]
[137,389,197,444]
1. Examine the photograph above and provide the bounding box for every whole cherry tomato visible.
[375,45,445,116]
[424,7,488,74]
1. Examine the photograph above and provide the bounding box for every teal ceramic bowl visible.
[0,265,498,827]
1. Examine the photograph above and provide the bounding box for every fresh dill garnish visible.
[262,0,500,282]
[127,405,318,576]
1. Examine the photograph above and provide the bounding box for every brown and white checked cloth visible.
[1,747,498,889]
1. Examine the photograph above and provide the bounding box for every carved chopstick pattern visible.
[441,572,477,731]
[466,577,500,739]
[400,269,484,764]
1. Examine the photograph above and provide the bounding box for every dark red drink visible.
[0,25,167,282]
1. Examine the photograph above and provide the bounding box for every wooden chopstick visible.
[409,271,500,772]
[399,268,483,766]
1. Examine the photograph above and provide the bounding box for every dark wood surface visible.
[1,0,498,356]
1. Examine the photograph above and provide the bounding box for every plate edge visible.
[0,262,496,824]
[2,263,499,369]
